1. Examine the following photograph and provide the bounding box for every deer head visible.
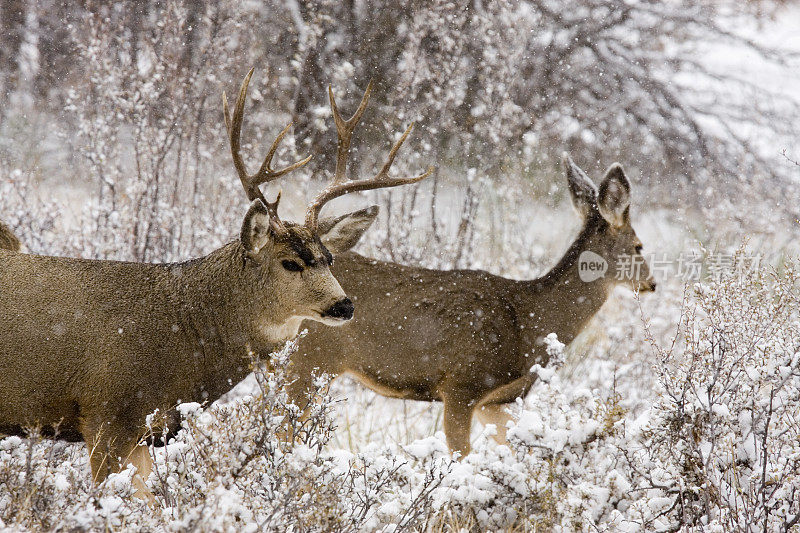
[224,69,432,325]
[563,153,656,292]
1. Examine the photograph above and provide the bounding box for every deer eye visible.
[281,260,303,272]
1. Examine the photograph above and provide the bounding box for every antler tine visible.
[329,80,373,183]
[223,68,312,216]
[223,68,255,200]
[376,123,415,181]
[255,122,313,182]
[305,118,434,229]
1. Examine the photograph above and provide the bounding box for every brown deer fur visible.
[292,154,656,455]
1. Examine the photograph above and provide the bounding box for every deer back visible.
[296,251,524,402]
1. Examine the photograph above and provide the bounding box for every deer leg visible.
[82,420,156,505]
[125,443,156,505]
[442,396,474,458]
[82,420,114,483]
[475,403,513,446]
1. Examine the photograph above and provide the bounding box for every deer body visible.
[0,242,282,443]
[305,220,616,404]
[292,156,656,455]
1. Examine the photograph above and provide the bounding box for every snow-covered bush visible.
[449,250,800,532]
[0,426,142,530]
[0,337,449,532]
[420,376,630,531]
[622,251,800,531]
[5,0,800,268]
[403,250,800,532]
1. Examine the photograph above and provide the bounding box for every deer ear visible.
[562,152,597,219]
[597,163,631,227]
[241,200,276,257]
[318,205,379,254]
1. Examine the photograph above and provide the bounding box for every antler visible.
[223,68,312,226]
[304,81,434,230]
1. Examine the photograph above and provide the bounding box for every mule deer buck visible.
[0,69,431,496]
[0,220,20,251]
[291,154,656,455]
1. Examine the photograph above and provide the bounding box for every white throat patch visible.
[259,316,304,344]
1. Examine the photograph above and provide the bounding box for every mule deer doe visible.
[0,220,20,251]
[292,154,656,455]
[0,69,431,496]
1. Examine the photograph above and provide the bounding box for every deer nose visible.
[324,297,354,320]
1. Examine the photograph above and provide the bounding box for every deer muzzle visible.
[322,297,354,321]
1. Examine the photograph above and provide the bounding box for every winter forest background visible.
[1,0,800,531]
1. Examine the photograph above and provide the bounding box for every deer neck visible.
[514,213,614,350]
[170,242,294,401]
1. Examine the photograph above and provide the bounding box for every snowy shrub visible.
[0,167,59,254]
[621,251,800,531]
[5,0,800,269]
[0,337,449,532]
[452,249,800,532]
[0,432,141,531]
[1,0,303,263]
[404,250,800,532]
[430,371,653,532]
